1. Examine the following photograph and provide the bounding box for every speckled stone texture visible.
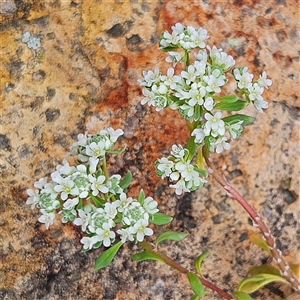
[0,0,299,299]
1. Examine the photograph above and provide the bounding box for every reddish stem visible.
[139,241,235,299]
[202,146,300,293]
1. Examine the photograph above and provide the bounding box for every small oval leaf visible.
[214,100,248,111]
[187,272,205,297]
[94,241,123,270]
[119,171,132,189]
[222,114,255,126]
[247,230,270,253]
[214,95,238,103]
[238,273,288,293]
[151,213,173,225]
[131,251,163,262]
[156,231,187,245]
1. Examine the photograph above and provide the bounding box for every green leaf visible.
[247,230,270,253]
[214,100,248,111]
[232,291,253,300]
[77,198,83,209]
[194,250,209,275]
[138,189,145,204]
[185,136,196,161]
[214,95,238,103]
[131,251,164,262]
[222,114,255,126]
[156,231,187,246]
[151,213,173,225]
[89,193,105,208]
[249,265,281,277]
[237,273,288,293]
[94,241,123,270]
[160,46,180,52]
[187,272,205,297]
[119,171,132,189]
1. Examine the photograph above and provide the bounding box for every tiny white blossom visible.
[26,189,40,209]
[170,144,186,159]
[143,197,159,215]
[73,206,94,231]
[233,67,253,89]
[80,236,98,250]
[34,177,48,189]
[204,112,225,136]
[248,83,264,101]
[117,227,135,243]
[214,136,231,153]
[102,127,124,143]
[104,201,120,219]
[129,219,153,242]
[175,162,198,182]
[117,193,133,212]
[191,127,207,144]
[226,121,243,139]
[63,197,79,210]
[169,178,190,195]
[165,51,183,67]
[85,141,106,157]
[95,223,116,247]
[38,210,55,229]
[54,177,78,201]
[257,71,272,88]
[157,157,174,179]
[253,98,269,113]
[88,174,109,196]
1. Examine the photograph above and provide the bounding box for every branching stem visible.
[139,241,235,299]
[202,146,300,293]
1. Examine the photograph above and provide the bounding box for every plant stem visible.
[139,241,235,299]
[202,146,300,293]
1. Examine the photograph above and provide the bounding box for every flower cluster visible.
[138,23,272,156]
[27,128,165,251]
[155,145,207,195]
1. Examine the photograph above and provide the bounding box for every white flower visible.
[95,223,116,247]
[233,67,253,89]
[248,83,264,101]
[157,157,174,179]
[214,136,231,153]
[204,69,226,93]
[165,51,183,67]
[63,197,79,210]
[26,189,40,209]
[54,177,79,201]
[85,141,106,157]
[104,201,120,219]
[80,236,98,250]
[253,99,269,113]
[204,112,225,136]
[88,157,99,174]
[204,96,214,111]
[175,162,198,182]
[88,174,108,196]
[160,68,178,90]
[181,65,197,85]
[191,127,207,144]
[141,88,156,106]
[169,178,190,195]
[257,71,272,88]
[143,197,159,215]
[33,177,48,189]
[117,227,135,243]
[140,68,161,87]
[194,49,208,63]
[129,219,153,242]
[73,206,94,231]
[170,144,186,159]
[38,210,55,229]
[117,193,133,213]
[106,174,123,194]
[189,26,209,48]
[101,127,124,143]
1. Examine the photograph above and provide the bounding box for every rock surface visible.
[0,1,299,299]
